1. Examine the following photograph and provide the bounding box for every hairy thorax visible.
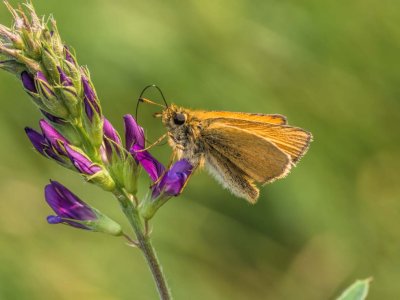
[162,105,205,168]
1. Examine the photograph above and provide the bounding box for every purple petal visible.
[47,215,63,224]
[25,127,47,155]
[45,181,96,220]
[39,119,68,154]
[131,144,165,182]
[45,181,96,229]
[57,66,72,86]
[103,118,122,146]
[168,159,193,174]
[41,110,66,124]
[36,71,48,82]
[25,127,65,163]
[103,118,122,158]
[152,159,192,198]
[21,71,37,93]
[124,115,145,150]
[36,71,55,97]
[64,46,76,65]
[47,215,89,229]
[82,75,100,121]
[65,144,102,175]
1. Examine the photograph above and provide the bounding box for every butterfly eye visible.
[173,113,186,125]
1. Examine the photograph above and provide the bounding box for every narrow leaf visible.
[336,278,372,300]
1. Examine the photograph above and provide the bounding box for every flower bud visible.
[63,46,82,91]
[82,74,101,121]
[56,66,80,118]
[36,71,69,118]
[64,46,77,66]
[41,47,60,84]
[124,114,145,150]
[45,181,122,236]
[25,126,70,166]
[122,155,138,195]
[102,118,122,162]
[20,71,51,109]
[81,74,103,147]
[49,20,64,55]
[20,28,41,59]
[21,71,37,93]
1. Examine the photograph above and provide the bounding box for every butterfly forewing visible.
[193,111,287,125]
[204,118,312,163]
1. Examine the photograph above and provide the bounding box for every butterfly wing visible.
[202,122,292,185]
[205,118,312,163]
[204,145,260,202]
[193,110,287,125]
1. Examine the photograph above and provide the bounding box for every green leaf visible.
[336,278,372,300]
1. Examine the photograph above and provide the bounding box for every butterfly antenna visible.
[135,84,169,121]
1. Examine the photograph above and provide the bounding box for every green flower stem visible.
[74,122,102,163]
[115,189,172,300]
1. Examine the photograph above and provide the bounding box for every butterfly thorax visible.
[162,105,205,167]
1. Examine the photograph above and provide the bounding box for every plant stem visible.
[115,190,172,300]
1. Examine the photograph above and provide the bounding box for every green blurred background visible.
[1,0,399,299]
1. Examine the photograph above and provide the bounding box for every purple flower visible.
[45,181,122,235]
[25,127,64,163]
[21,71,37,93]
[151,159,193,199]
[45,180,97,229]
[82,75,100,122]
[131,143,192,199]
[64,144,102,175]
[124,114,145,150]
[125,114,192,199]
[137,154,193,220]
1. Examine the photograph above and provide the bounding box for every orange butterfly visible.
[154,104,312,203]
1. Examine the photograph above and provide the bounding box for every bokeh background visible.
[1,0,399,299]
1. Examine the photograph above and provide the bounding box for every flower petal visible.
[21,71,37,93]
[131,144,165,182]
[45,181,97,220]
[124,114,145,150]
[103,118,122,146]
[102,118,122,160]
[41,110,67,124]
[57,66,72,86]
[82,75,100,121]
[64,46,77,65]
[25,127,47,155]
[152,159,193,198]
[64,144,102,175]
[47,215,63,224]
[39,119,68,153]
